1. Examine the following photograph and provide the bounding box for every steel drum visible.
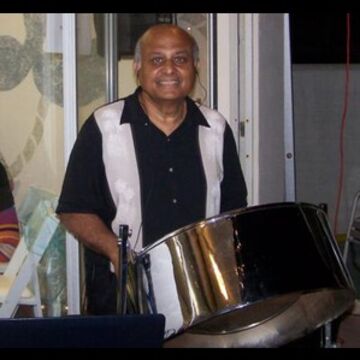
[128,202,355,347]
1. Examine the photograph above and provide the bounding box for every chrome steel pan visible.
[132,202,355,347]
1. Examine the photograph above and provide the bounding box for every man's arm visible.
[58,213,119,277]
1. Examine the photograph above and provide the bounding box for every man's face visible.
[136,28,197,102]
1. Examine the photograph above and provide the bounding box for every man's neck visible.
[138,92,187,136]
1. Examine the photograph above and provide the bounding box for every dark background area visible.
[290,13,360,63]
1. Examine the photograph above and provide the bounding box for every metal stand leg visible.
[343,191,360,263]
[117,224,129,315]
[322,322,337,348]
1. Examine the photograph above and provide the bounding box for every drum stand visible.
[322,321,337,348]
[117,224,130,315]
[318,195,360,348]
[318,203,341,348]
[343,191,360,266]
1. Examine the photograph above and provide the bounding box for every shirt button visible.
[144,122,148,126]
[169,167,173,173]
[172,198,177,204]
[167,137,171,142]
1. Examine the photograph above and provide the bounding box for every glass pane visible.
[77,14,106,128]
[0,13,66,316]
[176,14,209,106]
[76,14,107,313]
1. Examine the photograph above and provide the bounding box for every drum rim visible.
[138,201,323,255]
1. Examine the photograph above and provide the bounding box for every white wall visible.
[256,14,286,204]
[293,64,360,234]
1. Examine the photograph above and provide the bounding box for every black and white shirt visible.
[57,88,247,251]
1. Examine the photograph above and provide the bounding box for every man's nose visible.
[162,59,176,73]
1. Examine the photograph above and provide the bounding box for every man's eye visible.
[151,57,163,65]
[174,56,188,64]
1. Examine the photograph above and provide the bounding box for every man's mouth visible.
[157,79,180,85]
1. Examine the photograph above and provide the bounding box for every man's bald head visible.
[134,24,199,65]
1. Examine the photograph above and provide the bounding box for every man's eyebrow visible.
[147,50,191,56]
[148,51,163,56]
[173,51,191,56]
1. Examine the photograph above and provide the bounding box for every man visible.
[56,24,247,315]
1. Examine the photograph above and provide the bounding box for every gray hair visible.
[133,28,200,65]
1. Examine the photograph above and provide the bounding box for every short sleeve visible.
[56,115,115,223]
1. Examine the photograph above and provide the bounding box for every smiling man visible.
[134,24,197,135]
[56,24,247,315]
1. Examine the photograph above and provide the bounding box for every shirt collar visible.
[120,87,210,128]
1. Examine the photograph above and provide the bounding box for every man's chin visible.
[154,92,185,101]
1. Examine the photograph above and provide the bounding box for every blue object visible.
[0,314,165,348]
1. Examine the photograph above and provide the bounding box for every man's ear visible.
[133,62,141,78]
[194,62,200,76]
